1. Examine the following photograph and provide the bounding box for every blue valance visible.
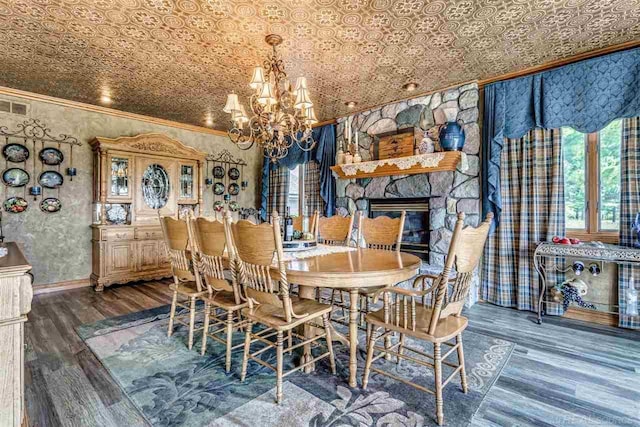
[260,124,336,220]
[483,47,640,230]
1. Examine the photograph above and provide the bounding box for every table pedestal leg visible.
[349,289,359,388]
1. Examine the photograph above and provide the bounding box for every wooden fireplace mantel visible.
[330,151,462,180]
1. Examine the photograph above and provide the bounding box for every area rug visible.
[77,305,514,427]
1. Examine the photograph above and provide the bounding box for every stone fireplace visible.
[334,82,482,304]
[369,198,430,261]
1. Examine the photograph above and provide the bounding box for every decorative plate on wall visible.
[228,200,239,212]
[39,147,64,165]
[40,197,61,213]
[228,183,240,196]
[2,168,30,187]
[213,166,225,179]
[4,196,28,213]
[228,167,240,180]
[3,144,29,163]
[213,200,224,212]
[39,170,64,188]
[213,182,225,195]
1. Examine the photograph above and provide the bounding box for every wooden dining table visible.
[284,247,422,388]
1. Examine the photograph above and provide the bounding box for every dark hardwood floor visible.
[24,280,640,427]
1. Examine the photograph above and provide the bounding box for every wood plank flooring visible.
[24,280,640,427]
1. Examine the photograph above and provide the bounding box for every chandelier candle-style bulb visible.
[306,106,318,125]
[294,87,312,110]
[223,93,240,113]
[249,67,266,90]
[258,82,275,105]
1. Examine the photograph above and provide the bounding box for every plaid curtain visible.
[619,117,640,329]
[268,165,289,221]
[482,128,565,314]
[304,161,325,217]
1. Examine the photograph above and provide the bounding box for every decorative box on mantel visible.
[331,151,465,180]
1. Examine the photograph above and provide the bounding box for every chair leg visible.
[397,333,405,365]
[188,296,197,350]
[322,314,336,375]
[287,329,293,354]
[241,321,253,382]
[167,290,178,337]
[225,309,234,372]
[276,331,284,404]
[456,333,468,393]
[329,289,336,320]
[362,323,376,390]
[200,302,211,356]
[434,343,444,426]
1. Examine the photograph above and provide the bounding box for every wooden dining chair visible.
[229,212,336,404]
[187,213,248,371]
[362,212,493,426]
[330,211,406,328]
[314,213,355,315]
[292,210,319,235]
[159,213,207,350]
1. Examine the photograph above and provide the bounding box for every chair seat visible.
[203,290,245,310]
[242,297,332,331]
[366,304,468,342]
[169,281,208,297]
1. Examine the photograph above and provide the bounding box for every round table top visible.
[285,248,422,289]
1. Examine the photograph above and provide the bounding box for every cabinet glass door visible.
[110,157,130,197]
[180,164,194,199]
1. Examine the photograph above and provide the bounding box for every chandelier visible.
[223,34,318,162]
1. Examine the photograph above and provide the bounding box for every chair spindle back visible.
[358,211,406,251]
[228,212,299,322]
[187,215,236,299]
[317,213,354,246]
[159,214,196,285]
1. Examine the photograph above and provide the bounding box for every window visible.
[286,164,302,217]
[562,120,621,242]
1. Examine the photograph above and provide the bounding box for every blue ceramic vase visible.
[439,120,466,151]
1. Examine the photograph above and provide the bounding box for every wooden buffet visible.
[89,133,206,291]
[0,243,32,426]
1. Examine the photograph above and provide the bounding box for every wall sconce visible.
[66,167,77,181]
[205,177,213,186]
[29,186,42,200]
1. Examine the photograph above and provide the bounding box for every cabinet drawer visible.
[135,228,164,241]
[103,229,135,241]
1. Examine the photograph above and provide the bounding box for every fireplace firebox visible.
[368,198,429,261]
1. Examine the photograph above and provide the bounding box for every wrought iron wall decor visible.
[0,119,81,213]
[206,149,248,208]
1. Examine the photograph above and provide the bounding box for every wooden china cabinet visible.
[89,133,205,291]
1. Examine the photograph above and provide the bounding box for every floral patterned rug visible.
[77,305,514,427]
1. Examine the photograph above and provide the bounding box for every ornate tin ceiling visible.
[0,0,638,130]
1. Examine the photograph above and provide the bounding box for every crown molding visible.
[0,85,228,137]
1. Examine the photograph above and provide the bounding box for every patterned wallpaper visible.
[0,0,638,129]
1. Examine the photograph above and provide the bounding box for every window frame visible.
[565,130,619,244]
[286,164,305,217]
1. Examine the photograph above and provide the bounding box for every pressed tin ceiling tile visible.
[0,0,638,129]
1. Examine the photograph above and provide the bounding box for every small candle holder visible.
[223,194,231,203]
[241,180,248,189]
[29,186,42,200]
[66,167,77,181]
[205,177,213,186]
